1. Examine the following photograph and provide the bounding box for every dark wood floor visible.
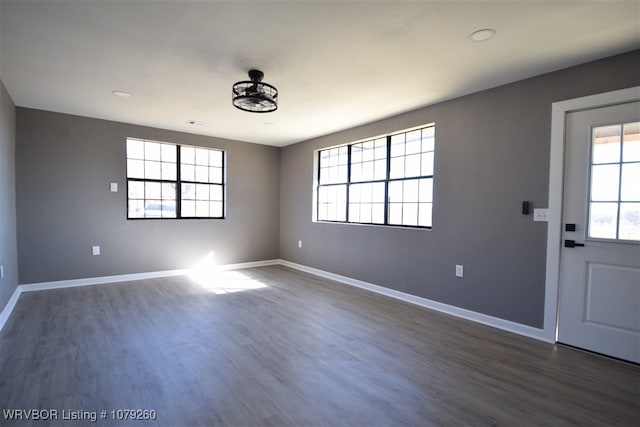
[0,265,638,426]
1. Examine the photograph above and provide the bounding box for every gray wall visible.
[279,50,640,328]
[16,110,280,284]
[0,79,18,312]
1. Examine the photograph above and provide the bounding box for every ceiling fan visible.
[232,69,278,113]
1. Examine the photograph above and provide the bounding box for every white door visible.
[558,101,640,363]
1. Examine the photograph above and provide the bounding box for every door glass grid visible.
[588,122,640,241]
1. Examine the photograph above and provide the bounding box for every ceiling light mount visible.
[232,69,278,113]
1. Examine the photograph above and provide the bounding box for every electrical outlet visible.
[0,265,3,279]
[298,240,303,248]
[455,264,464,278]
[110,182,118,192]
[92,246,100,256]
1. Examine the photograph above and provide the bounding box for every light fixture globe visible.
[232,69,278,113]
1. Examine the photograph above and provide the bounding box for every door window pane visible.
[589,202,618,239]
[619,203,640,241]
[592,125,621,164]
[590,164,619,201]
[623,122,640,162]
[621,163,640,201]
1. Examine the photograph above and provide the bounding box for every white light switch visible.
[110,182,118,192]
[0,265,3,279]
[533,208,549,222]
[298,240,303,248]
[456,264,464,278]
[92,246,100,256]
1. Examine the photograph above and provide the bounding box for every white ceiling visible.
[1,1,639,147]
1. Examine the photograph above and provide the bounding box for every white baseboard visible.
[0,286,22,334]
[277,259,552,343]
[0,258,550,344]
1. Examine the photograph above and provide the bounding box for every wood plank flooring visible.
[0,265,638,426]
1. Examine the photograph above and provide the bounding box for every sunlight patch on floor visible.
[188,251,267,294]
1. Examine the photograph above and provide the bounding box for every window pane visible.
[623,122,640,162]
[211,185,223,201]
[391,134,404,157]
[403,203,418,226]
[621,163,640,201]
[318,185,346,221]
[372,203,384,223]
[210,150,223,167]
[421,152,434,176]
[406,131,421,155]
[388,181,402,203]
[144,200,162,218]
[210,201,223,217]
[127,139,144,159]
[389,203,402,225]
[195,148,209,165]
[589,202,618,239]
[182,183,195,200]
[619,203,640,241]
[421,128,435,152]
[403,180,419,203]
[161,144,176,162]
[374,159,386,181]
[195,165,208,182]
[419,178,433,202]
[372,182,385,203]
[418,203,433,227]
[362,140,374,161]
[181,164,195,181]
[348,203,361,223]
[196,184,209,200]
[352,144,362,163]
[196,201,209,217]
[182,200,195,217]
[145,161,161,179]
[127,159,144,179]
[211,167,223,184]
[161,201,176,218]
[145,142,161,161]
[145,182,161,199]
[592,125,621,164]
[181,146,195,164]
[362,162,374,181]
[161,163,176,180]
[128,181,144,199]
[374,138,387,159]
[591,164,619,201]
[128,199,144,218]
[405,154,420,177]
[390,157,404,179]
[351,163,362,182]
[162,183,176,200]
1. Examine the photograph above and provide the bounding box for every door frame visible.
[543,86,640,343]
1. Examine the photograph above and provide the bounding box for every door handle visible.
[564,239,585,248]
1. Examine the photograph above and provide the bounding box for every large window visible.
[316,125,434,228]
[126,138,225,219]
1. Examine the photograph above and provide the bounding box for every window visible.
[126,138,225,219]
[316,125,434,228]
[588,122,640,241]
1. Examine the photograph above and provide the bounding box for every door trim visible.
[544,86,640,343]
